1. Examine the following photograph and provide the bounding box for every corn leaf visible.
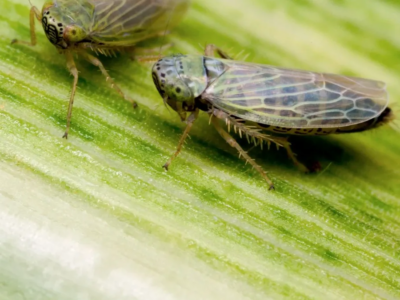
[1,0,400,299]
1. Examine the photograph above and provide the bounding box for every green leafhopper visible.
[12,0,190,138]
[151,45,392,189]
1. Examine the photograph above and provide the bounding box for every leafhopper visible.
[151,45,392,189]
[12,0,190,138]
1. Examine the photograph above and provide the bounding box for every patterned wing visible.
[203,59,389,128]
[88,0,189,45]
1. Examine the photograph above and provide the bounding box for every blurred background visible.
[0,0,399,299]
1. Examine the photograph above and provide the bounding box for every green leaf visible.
[1,0,399,299]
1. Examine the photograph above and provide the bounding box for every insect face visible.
[152,55,209,119]
[152,56,195,120]
[41,3,87,49]
[152,56,193,102]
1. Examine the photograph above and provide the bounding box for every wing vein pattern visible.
[204,58,388,128]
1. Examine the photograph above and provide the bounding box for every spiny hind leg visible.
[63,51,79,139]
[272,136,310,173]
[211,115,274,190]
[163,109,200,170]
[212,109,309,173]
[11,6,41,46]
[241,131,310,173]
[79,51,138,108]
[212,108,278,150]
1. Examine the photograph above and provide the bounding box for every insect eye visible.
[152,72,164,96]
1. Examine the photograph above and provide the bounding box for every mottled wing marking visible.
[87,0,189,45]
[203,59,388,128]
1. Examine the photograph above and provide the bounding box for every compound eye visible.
[152,72,164,96]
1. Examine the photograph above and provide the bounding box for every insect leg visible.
[254,133,310,173]
[212,109,309,172]
[210,115,275,190]
[79,52,138,108]
[273,137,310,173]
[212,108,280,151]
[11,6,41,46]
[63,51,79,139]
[163,109,200,171]
[204,44,233,59]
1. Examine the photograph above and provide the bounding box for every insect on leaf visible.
[12,0,190,138]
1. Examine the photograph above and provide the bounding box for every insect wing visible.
[203,59,388,128]
[89,0,190,46]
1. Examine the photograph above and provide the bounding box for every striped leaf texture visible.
[0,0,399,299]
